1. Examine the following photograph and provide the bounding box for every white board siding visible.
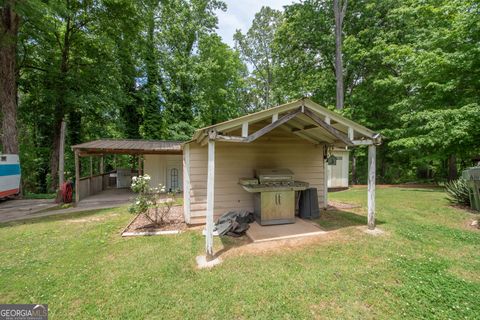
[327,150,350,188]
[143,154,183,190]
[187,129,325,224]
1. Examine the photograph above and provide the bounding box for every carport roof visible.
[71,139,183,155]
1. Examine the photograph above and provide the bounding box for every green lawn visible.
[0,187,479,319]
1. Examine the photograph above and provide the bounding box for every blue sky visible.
[216,0,296,47]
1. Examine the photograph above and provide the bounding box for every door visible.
[166,162,183,192]
[260,191,295,224]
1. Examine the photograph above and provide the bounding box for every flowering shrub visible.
[128,174,175,226]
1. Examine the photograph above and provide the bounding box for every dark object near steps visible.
[299,188,320,219]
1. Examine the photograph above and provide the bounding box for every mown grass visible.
[0,187,479,319]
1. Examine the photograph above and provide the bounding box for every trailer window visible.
[0,156,6,161]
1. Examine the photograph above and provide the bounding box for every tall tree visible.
[333,0,347,110]
[0,0,20,154]
[234,6,282,110]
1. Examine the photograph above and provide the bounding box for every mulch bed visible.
[123,205,187,234]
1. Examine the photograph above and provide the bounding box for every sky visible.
[216,0,296,47]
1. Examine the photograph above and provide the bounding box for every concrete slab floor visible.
[246,218,326,243]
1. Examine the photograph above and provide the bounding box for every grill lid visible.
[256,168,294,183]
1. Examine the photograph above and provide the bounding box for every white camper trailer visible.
[0,154,21,199]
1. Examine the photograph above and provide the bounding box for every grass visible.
[23,192,56,199]
[0,187,479,319]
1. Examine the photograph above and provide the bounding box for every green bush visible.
[445,178,470,206]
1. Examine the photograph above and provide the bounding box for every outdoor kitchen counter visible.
[240,182,309,193]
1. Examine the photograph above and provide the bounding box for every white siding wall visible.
[143,154,183,190]
[187,127,326,224]
[327,150,349,188]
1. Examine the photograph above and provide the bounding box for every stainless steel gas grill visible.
[239,168,309,225]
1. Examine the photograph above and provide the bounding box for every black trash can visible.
[299,188,320,219]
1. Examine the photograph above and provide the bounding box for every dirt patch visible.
[123,206,186,233]
[68,213,119,223]
[328,200,361,210]
[217,229,351,259]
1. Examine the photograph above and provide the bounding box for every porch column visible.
[323,156,328,210]
[75,150,80,204]
[206,139,215,259]
[183,144,191,223]
[367,145,376,229]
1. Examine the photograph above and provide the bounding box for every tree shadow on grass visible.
[313,209,385,231]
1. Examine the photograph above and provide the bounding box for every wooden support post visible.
[183,144,191,223]
[100,156,104,174]
[368,145,376,229]
[241,122,248,138]
[323,146,329,209]
[75,150,80,204]
[272,113,278,122]
[206,140,215,259]
[348,127,354,141]
[138,155,142,176]
[89,156,93,196]
[324,116,331,125]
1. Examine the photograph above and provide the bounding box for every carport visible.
[71,139,182,204]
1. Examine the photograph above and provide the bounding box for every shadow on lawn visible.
[0,208,116,229]
[314,209,384,231]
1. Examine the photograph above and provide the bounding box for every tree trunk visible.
[0,0,20,154]
[50,15,71,191]
[448,154,457,181]
[334,0,347,110]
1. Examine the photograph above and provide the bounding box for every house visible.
[73,98,381,257]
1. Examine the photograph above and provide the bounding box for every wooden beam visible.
[75,150,80,204]
[302,107,354,146]
[246,107,302,143]
[215,134,247,143]
[352,139,373,146]
[324,116,331,125]
[183,144,191,224]
[205,140,215,259]
[368,145,376,230]
[291,124,317,132]
[241,122,248,137]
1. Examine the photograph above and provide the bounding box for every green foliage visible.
[445,178,471,206]
[1,188,480,318]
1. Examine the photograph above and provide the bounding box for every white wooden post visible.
[183,144,191,223]
[272,113,278,122]
[323,146,329,209]
[324,116,331,125]
[206,140,215,259]
[368,145,376,229]
[348,127,354,141]
[241,122,248,138]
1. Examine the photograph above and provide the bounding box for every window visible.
[170,168,179,191]
[0,156,6,162]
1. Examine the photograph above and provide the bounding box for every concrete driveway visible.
[0,199,58,223]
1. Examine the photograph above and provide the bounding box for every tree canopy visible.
[1,0,479,192]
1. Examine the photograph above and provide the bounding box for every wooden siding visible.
[144,154,183,190]
[188,127,325,224]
